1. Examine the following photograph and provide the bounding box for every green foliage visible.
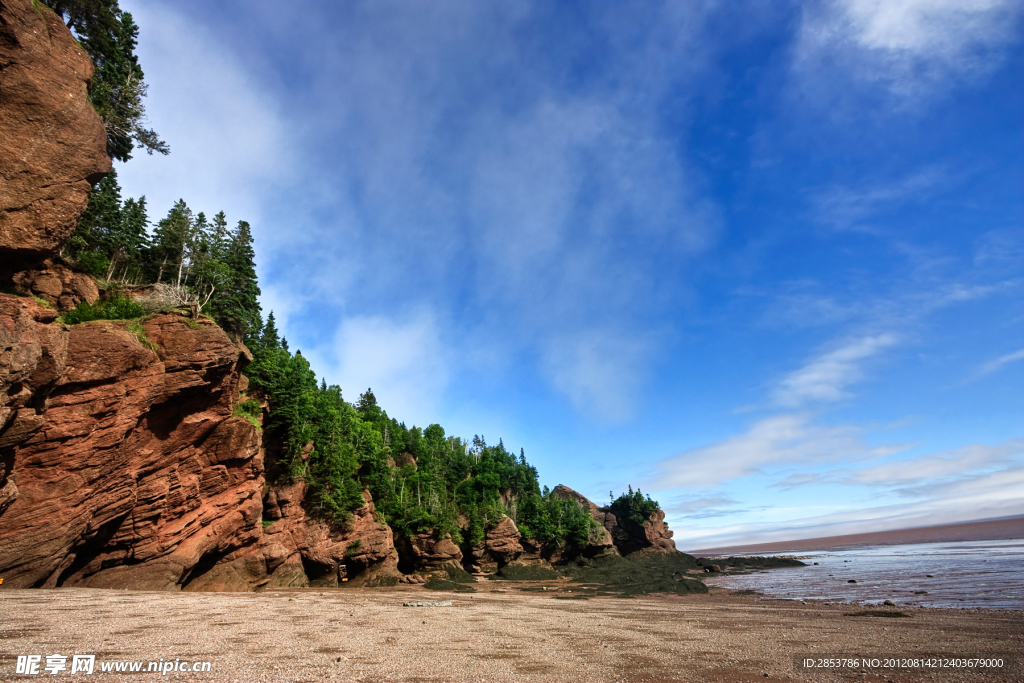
[66,171,263,338]
[75,251,110,278]
[40,0,168,160]
[61,292,145,324]
[232,399,262,430]
[344,539,362,557]
[243,325,594,547]
[215,220,262,342]
[65,169,151,284]
[609,486,660,526]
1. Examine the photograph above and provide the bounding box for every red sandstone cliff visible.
[0,300,262,589]
[0,0,111,271]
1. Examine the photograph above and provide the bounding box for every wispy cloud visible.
[650,413,909,489]
[795,0,1023,101]
[664,494,754,520]
[772,439,1024,489]
[773,334,899,407]
[809,169,944,233]
[978,349,1024,377]
[681,459,1024,549]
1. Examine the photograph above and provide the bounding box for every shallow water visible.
[703,539,1024,610]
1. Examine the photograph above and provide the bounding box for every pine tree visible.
[261,312,281,349]
[210,211,230,261]
[148,199,192,284]
[42,1,168,160]
[106,195,149,280]
[217,220,262,341]
[357,388,378,412]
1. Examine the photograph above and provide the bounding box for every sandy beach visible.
[1,584,1019,683]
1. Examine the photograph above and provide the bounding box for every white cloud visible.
[650,413,909,489]
[309,311,450,426]
[116,1,291,235]
[541,330,656,421]
[796,0,1022,99]
[773,333,899,406]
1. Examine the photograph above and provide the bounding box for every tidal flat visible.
[1,585,1020,682]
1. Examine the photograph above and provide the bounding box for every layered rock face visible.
[189,483,399,591]
[0,0,111,270]
[0,299,261,589]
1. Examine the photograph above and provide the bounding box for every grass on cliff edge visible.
[60,293,146,324]
[232,399,262,430]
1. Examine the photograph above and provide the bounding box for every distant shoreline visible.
[687,515,1024,556]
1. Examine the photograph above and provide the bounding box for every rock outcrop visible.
[0,0,111,271]
[397,530,463,572]
[552,484,677,556]
[0,300,261,589]
[464,516,523,572]
[11,259,101,311]
[604,506,677,555]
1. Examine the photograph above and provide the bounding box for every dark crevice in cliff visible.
[178,545,243,591]
[143,385,225,442]
[50,511,131,587]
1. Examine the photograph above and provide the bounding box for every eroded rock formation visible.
[397,530,463,572]
[464,516,524,573]
[0,301,260,589]
[0,0,111,270]
[552,484,677,556]
[188,483,399,591]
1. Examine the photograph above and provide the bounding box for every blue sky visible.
[116,0,1023,549]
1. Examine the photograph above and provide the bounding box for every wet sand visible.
[689,516,1024,556]
[1,584,1020,682]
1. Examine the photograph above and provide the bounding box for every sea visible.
[702,538,1024,610]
